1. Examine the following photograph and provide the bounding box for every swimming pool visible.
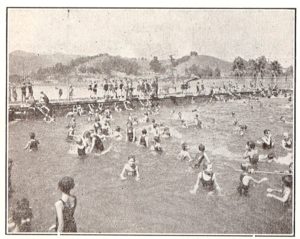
[8,96,293,234]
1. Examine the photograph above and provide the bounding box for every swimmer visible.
[282,132,293,151]
[112,126,122,141]
[258,129,275,149]
[237,163,268,196]
[177,142,193,161]
[243,141,259,169]
[190,163,221,196]
[150,136,163,153]
[126,121,136,143]
[267,175,292,207]
[137,129,149,148]
[161,127,171,138]
[66,125,75,142]
[280,116,293,124]
[191,144,210,168]
[120,155,140,181]
[24,132,40,152]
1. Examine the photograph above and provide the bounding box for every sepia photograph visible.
[6,8,295,235]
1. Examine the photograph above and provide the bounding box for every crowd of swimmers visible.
[9,83,294,233]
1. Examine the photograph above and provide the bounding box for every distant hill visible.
[9,50,81,75]
[171,54,232,75]
[9,51,233,81]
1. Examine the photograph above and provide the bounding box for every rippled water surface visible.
[8,97,293,234]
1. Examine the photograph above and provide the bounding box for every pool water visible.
[8,97,293,234]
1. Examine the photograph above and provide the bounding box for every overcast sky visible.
[8,9,295,67]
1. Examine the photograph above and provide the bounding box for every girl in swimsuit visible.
[259,129,275,149]
[53,177,77,233]
[120,155,140,181]
[190,163,221,195]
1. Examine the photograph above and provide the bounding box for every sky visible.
[8,9,295,67]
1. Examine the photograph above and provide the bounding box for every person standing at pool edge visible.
[54,176,77,233]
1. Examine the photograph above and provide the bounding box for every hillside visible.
[9,50,81,75]
[9,51,233,81]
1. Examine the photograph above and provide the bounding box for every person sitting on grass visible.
[120,155,140,181]
[282,132,293,151]
[267,175,292,207]
[24,132,40,152]
[237,163,268,197]
[137,129,149,148]
[190,162,221,196]
[177,142,193,161]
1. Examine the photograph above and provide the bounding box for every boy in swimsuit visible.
[177,142,193,161]
[120,155,140,181]
[24,132,40,152]
[237,163,268,196]
[190,163,221,195]
[259,129,275,149]
[191,144,210,168]
[243,141,259,169]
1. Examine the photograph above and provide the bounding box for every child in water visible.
[53,176,77,233]
[120,155,140,181]
[8,198,33,232]
[24,132,40,152]
[267,175,292,207]
[112,126,122,141]
[177,142,193,161]
[137,129,149,147]
[237,163,268,196]
[282,132,293,151]
[126,121,136,142]
[66,125,75,142]
[258,129,275,149]
[243,141,259,169]
[150,136,163,153]
[191,144,210,168]
[190,163,221,196]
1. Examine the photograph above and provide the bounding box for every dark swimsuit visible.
[139,135,147,147]
[126,165,137,177]
[237,173,249,196]
[200,172,215,191]
[93,135,104,152]
[127,127,134,142]
[29,139,39,151]
[56,196,77,232]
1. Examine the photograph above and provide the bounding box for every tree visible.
[286,65,293,77]
[269,60,283,84]
[150,56,163,73]
[256,56,267,80]
[214,67,221,78]
[232,57,246,79]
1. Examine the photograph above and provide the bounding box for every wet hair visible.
[282,175,292,188]
[267,152,275,159]
[29,132,35,139]
[263,129,270,135]
[198,144,205,152]
[246,141,256,149]
[152,119,156,123]
[181,142,188,150]
[128,155,136,162]
[142,129,147,134]
[115,126,121,132]
[58,176,75,194]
